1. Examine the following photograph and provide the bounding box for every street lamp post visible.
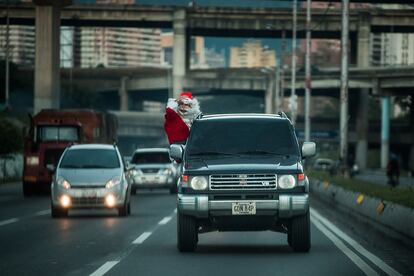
[290,0,298,125]
[340,0,350,173]
[304,0,312,142]
[4,0,10,110]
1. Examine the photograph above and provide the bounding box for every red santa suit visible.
[164,92,201,144]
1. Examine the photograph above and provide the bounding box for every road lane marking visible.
[311,215,379,276]
[0,218,19,226]
[132,232,152,244]
[158,216,172,225]
[89,261,119,276]
[311,208,402,276]
[34,210,50,216]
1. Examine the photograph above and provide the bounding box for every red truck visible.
[23,109,117,196]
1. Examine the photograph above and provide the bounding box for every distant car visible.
[50,144,132,218]
[313,158,335,172]
[129,148,179,194]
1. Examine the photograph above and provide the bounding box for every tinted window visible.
[38,126,79,142]
[186,118,299,156]
[131,152,171,164]
[60,149,120,169]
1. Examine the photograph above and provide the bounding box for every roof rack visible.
[278,111,288,118]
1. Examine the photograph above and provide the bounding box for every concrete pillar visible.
[172,9,187,98]
[381,96,390,169]
[119,77,129,111]
[264,76,274,114]
[33,0,71,114]
[355,14,371,170]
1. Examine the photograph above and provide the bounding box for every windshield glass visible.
[59,149,120,169]
[186,118,300,157]
[131,152,171,164]
[38,126,79,142]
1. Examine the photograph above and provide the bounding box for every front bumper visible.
[51,188,127,209]
[177,194,309,218]
[132,174,175,189]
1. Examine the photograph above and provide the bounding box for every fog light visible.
[60,195,71,208]
[105,194,116,208]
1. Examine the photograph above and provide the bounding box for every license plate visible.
[232,202,256,215]
[75,189,97,197]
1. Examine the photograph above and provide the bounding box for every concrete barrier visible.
[310,179,414,242]
[0,154,23,182]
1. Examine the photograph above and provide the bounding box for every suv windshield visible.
[186,118,300,157]
[59,149,120,169]
[131,152,171,164]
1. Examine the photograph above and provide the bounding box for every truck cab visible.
[23,109,117,196]
[170,113,316,252]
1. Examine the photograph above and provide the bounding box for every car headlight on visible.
[26,156,39,166]
[190,176,208,190]
[57,176,71,189]
[278,175,296,189]
[106,176,122,189]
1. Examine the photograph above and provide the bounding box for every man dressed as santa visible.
[164,91,201,144]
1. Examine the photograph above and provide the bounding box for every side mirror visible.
[46,164,56,173]
[302,142,316,158]
[170,144,184,162]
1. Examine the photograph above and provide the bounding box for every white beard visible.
[167,98,201,128]
[178,98,200,128]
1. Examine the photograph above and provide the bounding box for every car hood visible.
[57,168,122,186]
[184,156,301,174]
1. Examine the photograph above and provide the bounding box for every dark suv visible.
[170,113,316,252]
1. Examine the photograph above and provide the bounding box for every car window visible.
[186,118,300,156]
[131,152,171,164]
[59,149,120,169]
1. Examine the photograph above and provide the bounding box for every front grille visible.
[141,168,160,174]
[71,197,105,206]
[210,174,277,190]
[44,148,65,168]
[71,185,106,189]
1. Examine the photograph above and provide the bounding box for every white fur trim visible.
[167,98,178,111]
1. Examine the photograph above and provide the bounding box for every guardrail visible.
[310,178,414,243]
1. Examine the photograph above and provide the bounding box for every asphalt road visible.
[0,182,413,276]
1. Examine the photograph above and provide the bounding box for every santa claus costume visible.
[164,91,201,144]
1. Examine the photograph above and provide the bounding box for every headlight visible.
[106,176,122,189]
[278,175,296,189]
[161,168,172,175]
[26,156,39,166]
[131,169,142,176]
[57,176,71,189]
[190,176,208,190]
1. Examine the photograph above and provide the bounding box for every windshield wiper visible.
[60,165,82,169]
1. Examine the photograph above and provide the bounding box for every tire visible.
[290,211,311,252]
[169,183,178,194]
[177,212,198,252]
[51,203,68,218]
[287,229,292,247]
[127,201,131,215]
[131,187,137,195]
[118,201,128,217]
[23,182,34,197]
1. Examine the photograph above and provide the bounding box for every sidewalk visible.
[355,169,414,189]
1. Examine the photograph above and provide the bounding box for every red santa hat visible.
[179,91,193,100]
